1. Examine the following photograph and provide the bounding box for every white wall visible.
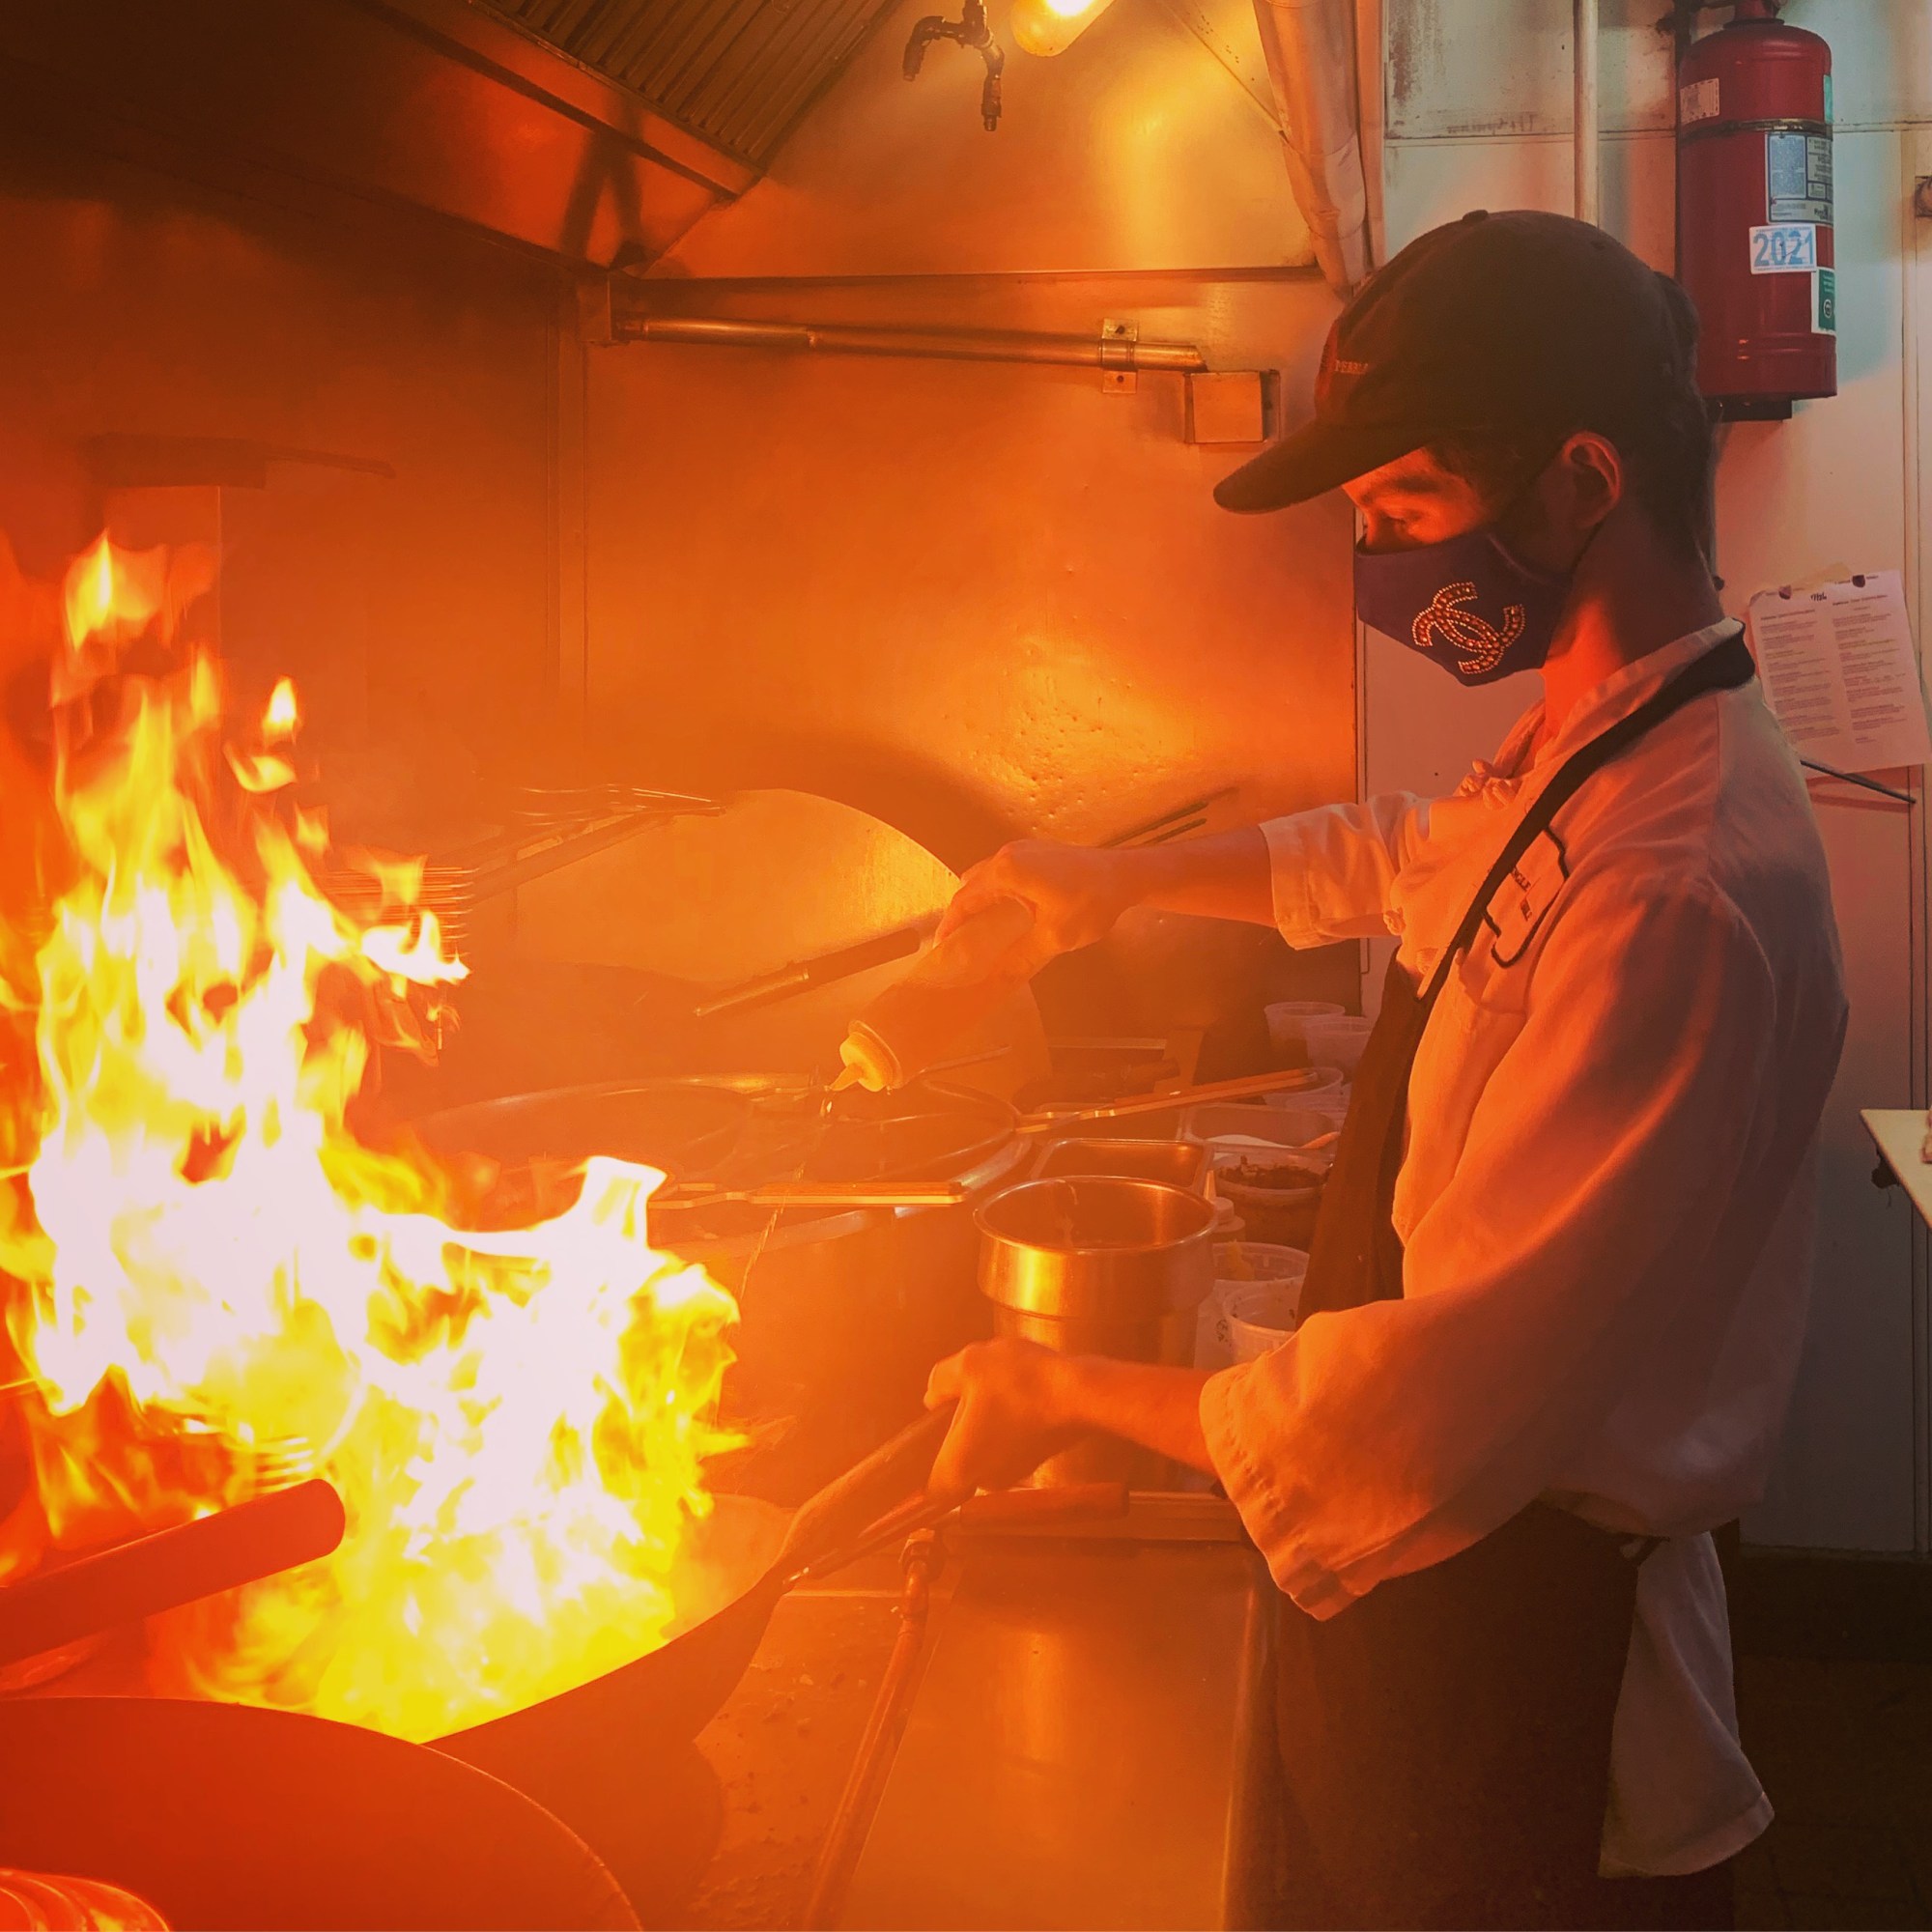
[1371,0,1932,1553]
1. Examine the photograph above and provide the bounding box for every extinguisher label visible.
[1679,77,1720,126]
[1814,269,1837,336]
[1767,130,1833,227]
[1750,224,1818,273]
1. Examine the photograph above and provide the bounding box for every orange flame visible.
[0,539,738,1740]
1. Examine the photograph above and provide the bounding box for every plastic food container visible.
[1208,1150,1325,1249]
[1195,1246,1308,1370]
[1301,1013,1374,1077]
[1226,1281,1303,1362]
[1264,999,1344,1060]
[1245,1103,1347,1152]
[1183,1103,1340,1166]
[1185,1102,1323,1150]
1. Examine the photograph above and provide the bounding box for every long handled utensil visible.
[1016,1064,1335,1132]
[0,1479,346,1670]
[653,1178,970,1209]
[691,788,1239,1021]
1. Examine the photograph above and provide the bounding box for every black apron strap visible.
[1300,627,1755,1321]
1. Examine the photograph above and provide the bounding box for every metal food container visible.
[1031,1137,1210,1192]
[975,1177,1216,1486]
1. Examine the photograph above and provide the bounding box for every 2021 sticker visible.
[1749,223,1817,273]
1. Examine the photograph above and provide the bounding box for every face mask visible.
[1354,524,1577,687]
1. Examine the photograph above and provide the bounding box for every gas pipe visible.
[1676,0,1834,418]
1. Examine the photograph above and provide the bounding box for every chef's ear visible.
[1550,430,1624,540]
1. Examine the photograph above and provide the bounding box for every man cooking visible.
[922,212,1848,1929]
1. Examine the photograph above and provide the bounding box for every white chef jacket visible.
[1201,619,1848,1878]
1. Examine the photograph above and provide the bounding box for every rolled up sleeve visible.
[1201,870,1777,1617]
[1259,794,1431,947]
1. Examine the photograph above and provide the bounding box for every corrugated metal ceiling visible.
[481,0,896,171]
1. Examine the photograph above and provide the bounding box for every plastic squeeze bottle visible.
[836,897,1042,1092]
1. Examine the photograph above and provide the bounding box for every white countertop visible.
[1861,1109,1932,1227]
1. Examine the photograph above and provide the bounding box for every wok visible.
[434,1407,956,1878]
[412,1078,1026,1500]
[0,1696,638,1931]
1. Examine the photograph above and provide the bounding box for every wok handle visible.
[0,1479,346,1669]
[778,1405,956,1581]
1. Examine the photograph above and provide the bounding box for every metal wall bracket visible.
[1100,318,1138,393]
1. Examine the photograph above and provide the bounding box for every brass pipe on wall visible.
[610,312,1208,373]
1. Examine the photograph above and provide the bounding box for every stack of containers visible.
[1195,1240,1307,1369]
[1264,998,1366,1122]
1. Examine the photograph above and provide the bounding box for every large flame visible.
[0,537,738,1740]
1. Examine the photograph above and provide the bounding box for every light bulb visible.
[1009,0,1118,57]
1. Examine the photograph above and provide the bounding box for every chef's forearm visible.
[1112,826,1276,927]
[1057,1355,1217,1474]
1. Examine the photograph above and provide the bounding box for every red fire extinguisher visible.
[1676,0,1834,418]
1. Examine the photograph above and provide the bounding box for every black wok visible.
[434,1407,955,1875]
[0,1695,638,1931]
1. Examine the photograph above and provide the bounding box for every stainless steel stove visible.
[686,1494,1280,1932]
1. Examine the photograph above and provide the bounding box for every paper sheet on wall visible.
[1746,570,1932,774]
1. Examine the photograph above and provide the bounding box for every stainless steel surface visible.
[837,1496,1277,1930]
[610,311,1210,374]
[1186,369,1267,444]
[581,270,1357,1039]
[1573,0,1600,225]
[1032,1136,1210,1191]
[481,0,898,170]
[803,1483,1130,1930]
[803,1529,941,1932]
[978,1177,1214,1485]
[0,0,743,268]
[650,0,1316,278]
[578,0,1362,1041]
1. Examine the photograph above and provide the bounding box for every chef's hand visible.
[936,840,1141,957]
[923,1339,1085,1503]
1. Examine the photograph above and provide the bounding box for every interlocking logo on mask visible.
[1411,582,1526,678]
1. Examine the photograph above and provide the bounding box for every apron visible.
[1275,629,1757,1931]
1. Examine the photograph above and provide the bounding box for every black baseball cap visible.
[1215,210,1698,513]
